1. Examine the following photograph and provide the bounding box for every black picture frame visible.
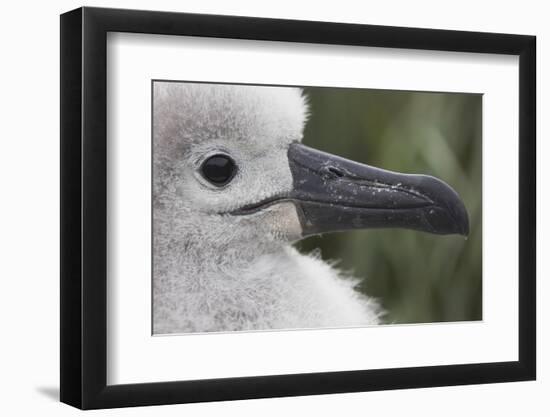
[60,6,536,410]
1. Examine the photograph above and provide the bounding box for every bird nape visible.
[152,81,469,335]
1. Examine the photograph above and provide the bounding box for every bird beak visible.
[288,143,469,238]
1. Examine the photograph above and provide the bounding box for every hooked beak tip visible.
[421,175,470,237]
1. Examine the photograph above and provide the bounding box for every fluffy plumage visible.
[153,82,381,334]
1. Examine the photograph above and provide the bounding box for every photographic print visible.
[152,81,481,335]
[60,8,535,408]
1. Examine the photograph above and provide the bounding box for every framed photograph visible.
[60,6,536,409]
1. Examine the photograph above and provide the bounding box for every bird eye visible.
[200,154,237,186]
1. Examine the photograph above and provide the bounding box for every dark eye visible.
[200,154,237,186]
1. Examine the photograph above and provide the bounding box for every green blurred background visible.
[296,87,482,324]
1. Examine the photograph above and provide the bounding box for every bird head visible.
[153,82,469,251]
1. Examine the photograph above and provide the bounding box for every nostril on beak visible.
[326,166,345,178]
